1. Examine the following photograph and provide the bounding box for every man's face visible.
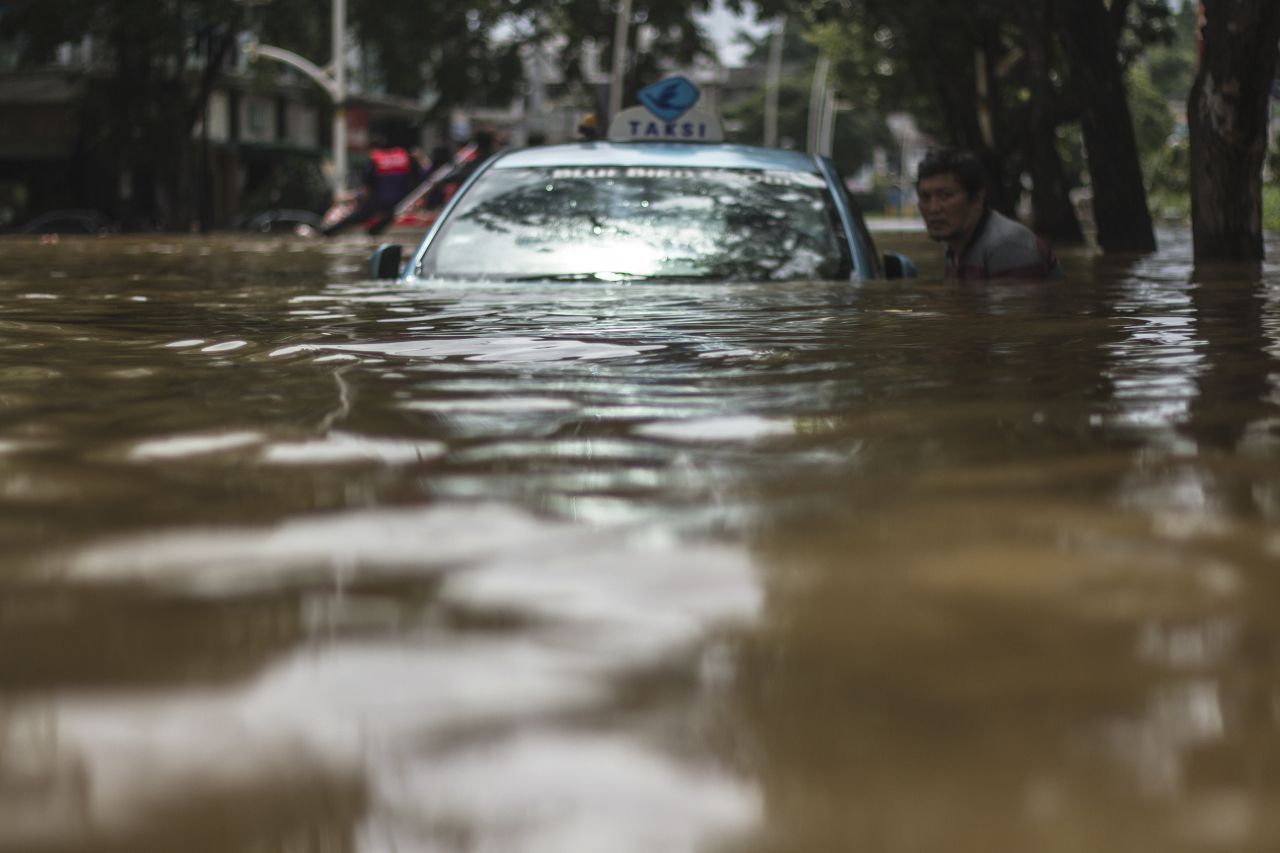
[917,173,985,243]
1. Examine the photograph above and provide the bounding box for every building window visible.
[248,100,269,138]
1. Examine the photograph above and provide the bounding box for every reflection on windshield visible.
[424,167,853,282]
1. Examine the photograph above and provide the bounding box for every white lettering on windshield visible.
[532,168,826,188]
[624,168,703,178]
[550,168,621,179]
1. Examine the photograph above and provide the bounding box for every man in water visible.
[916,147,1061,280]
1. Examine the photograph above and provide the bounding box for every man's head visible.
[916,147,987,246]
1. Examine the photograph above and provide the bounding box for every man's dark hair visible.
[916,147,985,198]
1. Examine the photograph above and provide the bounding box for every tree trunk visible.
[1016,0,1085,245]
[921,26,1013,215]
[1055,0,1157,252]
[1188,0,1280,261]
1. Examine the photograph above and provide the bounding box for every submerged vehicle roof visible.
[490,142,822,174]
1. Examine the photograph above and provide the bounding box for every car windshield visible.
[421,166,853,281]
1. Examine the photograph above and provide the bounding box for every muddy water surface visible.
[1,231,1279,852]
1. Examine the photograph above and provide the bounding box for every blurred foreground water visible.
[1,230,1278,852]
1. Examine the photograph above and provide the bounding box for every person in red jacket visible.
[322,131,424,237]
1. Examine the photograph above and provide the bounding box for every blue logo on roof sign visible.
[637,77,700,122]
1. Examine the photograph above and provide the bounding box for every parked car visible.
[18,209,120,236]
[370,78,914,283]
[238,208,324,235]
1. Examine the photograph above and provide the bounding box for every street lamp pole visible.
[331,0,347,194]
[242,0,349,192]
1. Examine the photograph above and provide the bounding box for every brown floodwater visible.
[1,229,1278,852]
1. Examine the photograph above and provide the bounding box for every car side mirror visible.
[369,244,404,280]
[883,252,917,280]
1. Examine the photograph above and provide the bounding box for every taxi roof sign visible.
[607,76,725,143]
[637,77,701,120]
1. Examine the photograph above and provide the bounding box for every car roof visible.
[490,142,822,174]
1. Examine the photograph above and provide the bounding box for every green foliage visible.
[1142,44,1196,103]
[723,21,893,176]
[793,3,982,141]
[1127,65,1175,162]
[240,152,331,214]
[724,73,893,175]
[754,0,1182,243]
[1,0,250,227]
[1143,138,1190,224]
[1265,184,1280,232]
[335,0,726,116]
[1146,187,1189,224]
[1,0,246,68]
[1116,3,1194,223]
[249,0,328,62]
[1141,0,1199,100]
[236,0,530,108]
[1116,0,1179,68]
[1146,139,1189,195]
[0,0,732,227]
[350,1,517,103]
[507,0,718,106]
[734,15,820,67]
[0,0,1203,236]
[1055,122,1086,188]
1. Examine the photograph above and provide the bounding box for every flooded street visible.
[2,230,1279,852]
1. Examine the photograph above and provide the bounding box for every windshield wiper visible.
[498,271,659,283]
[497,270,731,283]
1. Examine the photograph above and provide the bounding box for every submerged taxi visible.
[371,77,914,283]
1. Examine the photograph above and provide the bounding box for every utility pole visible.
[242,0,349,192]
[818,87,837,158]
[806,54,829,156]
[608,0,633,121]
[763,18,785,147]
